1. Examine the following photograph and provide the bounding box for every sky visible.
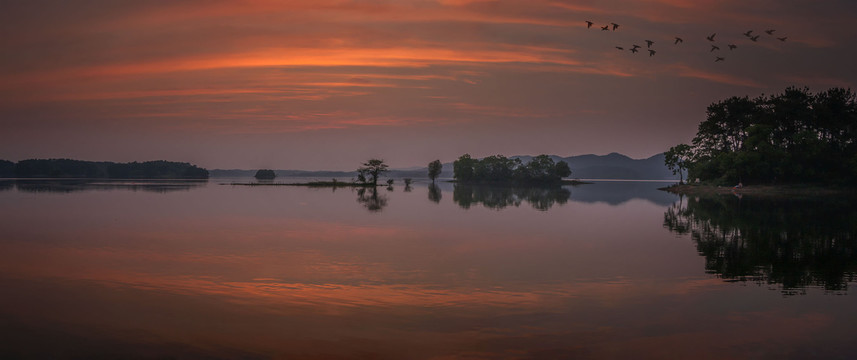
[1,0,855,170]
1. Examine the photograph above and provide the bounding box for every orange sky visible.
[1,0,855,169]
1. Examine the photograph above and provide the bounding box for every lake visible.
[1,179,855,359]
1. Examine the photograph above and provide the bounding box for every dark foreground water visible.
[0,179,855,359]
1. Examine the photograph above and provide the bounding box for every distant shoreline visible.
[659,183,857,197]
[444,179,592,185]
[226,181,375,187]
[226,179,593,187]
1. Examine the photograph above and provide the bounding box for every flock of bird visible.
[584,20,788,63]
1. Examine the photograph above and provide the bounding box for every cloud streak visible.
[1,0,854,167]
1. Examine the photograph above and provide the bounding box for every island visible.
[661,86,857,195]
[254,169,276,180]
[452,154,582,186]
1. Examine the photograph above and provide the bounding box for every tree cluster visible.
[453,154,571,185]
[0,160,14,178]
[667,87,857,185]
[11,159,209,179]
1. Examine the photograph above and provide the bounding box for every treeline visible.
[666,87,857,185]
[1,159,209,179]
[453,154,571,185]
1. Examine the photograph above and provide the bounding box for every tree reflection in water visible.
[664,194,857,295]
[427,183,442,203]
[453,184,570,211]
[7,179,206,193]
[356,187,388,212]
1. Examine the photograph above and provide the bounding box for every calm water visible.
[1,179,855,359]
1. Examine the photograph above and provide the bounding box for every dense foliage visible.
[427,159,442,182]
[667,87,857,185]
[254,169,276,179]
[453,154,571,185]
[0,160,14,178]
[12,159,209,179]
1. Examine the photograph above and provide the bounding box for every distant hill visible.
[211,152,678,180]
[557,152,676,180]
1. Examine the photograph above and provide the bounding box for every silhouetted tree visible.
[357,159,389,186]
[664,144,692,183]
[555,160,572,178]
[453,154,476,182]
[0,160,14,178]
[428,159,442,183]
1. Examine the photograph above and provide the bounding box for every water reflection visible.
[7,179,207,193]
[664,195,857,294]
[356,187,388,212]
[4,181,857,358]
[453,184,570,211]
[427,183,442,203]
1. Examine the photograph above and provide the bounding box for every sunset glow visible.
[2,0,855,168]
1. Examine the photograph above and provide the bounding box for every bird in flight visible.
[711,45,720,52]
[611,23,620,31]
[615,46,624,50]
[707,33,716,41]
[728,44,737,50]
[777,37,787,42]
[743,30,753,37]
[645,40,654,48]
[648,49,656,57]
[715,56,725,62]
[630,48,639,53]
[765,29,775,35]
[750,35,760,42]
[674,37,683,44]
[585,21,594,28]
[631,44,641,50]
[601,25,610,31]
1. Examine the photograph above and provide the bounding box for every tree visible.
[254,169,276,180]
[555,160,572,178]
[519,155,556,183]
[665,144,693,184]
[357,159,388,186]
[427,159,442,183]
[453,154,476,182]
